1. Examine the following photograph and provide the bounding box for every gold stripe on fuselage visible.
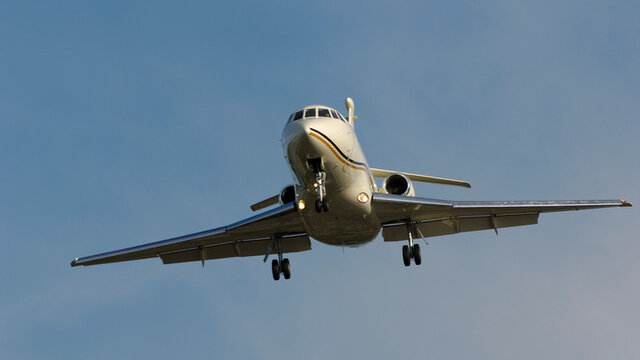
[308,131,368,172]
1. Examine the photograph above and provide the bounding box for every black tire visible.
[322,200,329,212]
[413,244,421,265]
[271,259,280,281]
[282,258,291,279]
[402,245,411,267]
[315,199,322,213]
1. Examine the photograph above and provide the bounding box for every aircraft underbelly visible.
[300,185,380,246]
[283,118,380,246]
[298,162,380,246]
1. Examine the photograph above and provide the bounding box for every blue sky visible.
[1,1,638,359]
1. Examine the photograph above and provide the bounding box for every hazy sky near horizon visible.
[1,1,638,359]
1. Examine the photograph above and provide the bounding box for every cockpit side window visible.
[330,109,338,119]
[304,108,316,118]
[318,108,331,118]
[293,110,303,121]
[338,112,346,121]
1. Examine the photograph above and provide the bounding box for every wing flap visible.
[159,235,311,264]
[161,243,237,264]
[382,213,539,241]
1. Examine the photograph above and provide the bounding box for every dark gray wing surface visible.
[372,193,631,241]
[71,202,309,266]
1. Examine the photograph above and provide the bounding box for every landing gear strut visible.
[402,222,422,266]
[315,198,328,213]
[309,158,328,213]
[266,234,291,280]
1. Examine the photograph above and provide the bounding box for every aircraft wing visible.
[71,202,309,267]
[372,193,632,241]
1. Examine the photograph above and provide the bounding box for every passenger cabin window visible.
[304,108,316,118]
[318,108,331,118]
[293,110,303,121]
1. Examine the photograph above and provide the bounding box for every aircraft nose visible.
[283,119,322,157]
[284,120,311,144]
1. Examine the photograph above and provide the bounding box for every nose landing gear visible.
[309,158,328,213]
[314,198,328,213]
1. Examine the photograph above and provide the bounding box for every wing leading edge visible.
[372,193,631,241]
[71,202,309,267]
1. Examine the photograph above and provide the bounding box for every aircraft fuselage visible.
[282,106,381,246]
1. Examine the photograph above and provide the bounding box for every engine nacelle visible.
[382,173,415,196]
[279,185,296,205]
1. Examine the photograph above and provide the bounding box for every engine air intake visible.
[382,173,415,196]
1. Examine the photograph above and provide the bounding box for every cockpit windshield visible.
[289,106,347,123]
[318,108,331,117]
[304,108,316,118]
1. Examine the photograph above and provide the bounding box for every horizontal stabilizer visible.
[250,194,280,211]
[370,168,471,188]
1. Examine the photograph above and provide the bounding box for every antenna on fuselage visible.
[345,97,358,125]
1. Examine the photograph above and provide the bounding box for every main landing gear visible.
[271,258,290,280]
[402,222,422,266]
[265,234,291,280]
[309,158,328,213]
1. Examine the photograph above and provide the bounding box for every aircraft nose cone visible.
[282,119,323,161]
[283,120,311,145]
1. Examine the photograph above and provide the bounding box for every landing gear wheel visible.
[315,199,328,213]
[402,245,411,267]
[271,259,280,281]
[282,258,291,279]
[413,244,421,265]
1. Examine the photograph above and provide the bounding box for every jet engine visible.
[382,173,415,196]
[279,185,296,205]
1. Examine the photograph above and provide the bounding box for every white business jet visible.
[71,98,632,280]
